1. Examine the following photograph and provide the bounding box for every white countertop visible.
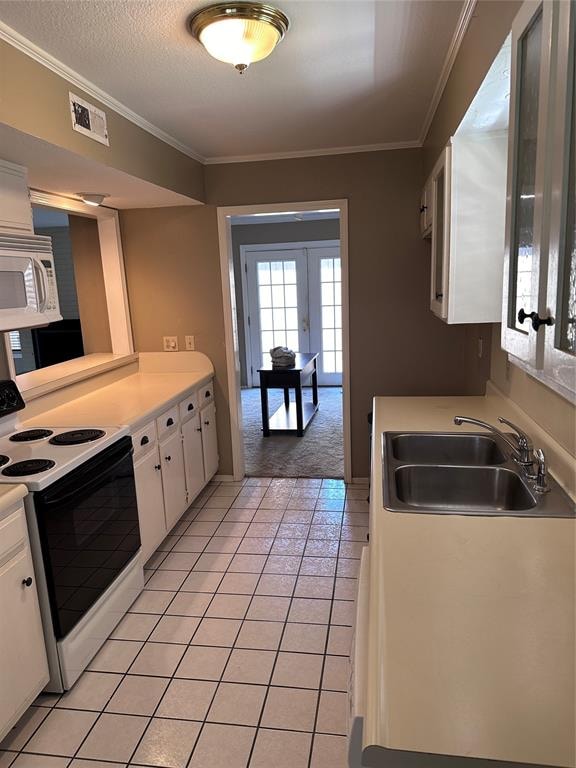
[365,389,575,767]
[0,484,27,514]
[23,372,212,431]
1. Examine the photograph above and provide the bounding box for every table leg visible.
[260,382,270,437]
[312,360,319,406]
[283,387,290,409]
[295,381,304,437]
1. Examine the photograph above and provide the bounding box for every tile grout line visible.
[5,477,362,768]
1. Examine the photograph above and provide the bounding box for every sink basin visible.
[394,465,536,512]
[389,433,506,465]
[381,431,575,517]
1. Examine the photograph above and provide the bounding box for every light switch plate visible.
[185,335,195,351]
[163,336,178,351]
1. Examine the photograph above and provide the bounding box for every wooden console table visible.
[258,352,319,437]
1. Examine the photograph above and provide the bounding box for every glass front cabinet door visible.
[502,0,576,400]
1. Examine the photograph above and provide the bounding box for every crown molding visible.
[0,20,206,164]
[0,1,475,169]
[419,0,477,145]
[204,139,422,165]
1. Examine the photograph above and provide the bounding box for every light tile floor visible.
[0,477,368,768]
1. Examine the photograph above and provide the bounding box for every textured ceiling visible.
[0,0,465,161]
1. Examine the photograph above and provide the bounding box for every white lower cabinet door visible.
[0,544,49,739]
[200,401,219,481]
[182,415,206,503]
[134,447,167,564]
[160,430,188,531]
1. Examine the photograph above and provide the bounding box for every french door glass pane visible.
[558,38,576,355]
[319,257,342,374]
[509,10,543,332]
[256,259,300,354]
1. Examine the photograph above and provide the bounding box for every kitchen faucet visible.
[453,415,535,470]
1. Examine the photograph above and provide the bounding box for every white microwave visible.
[0,234,62,331]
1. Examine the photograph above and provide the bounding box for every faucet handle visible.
[497,417,533,449]
[534,449,550,493]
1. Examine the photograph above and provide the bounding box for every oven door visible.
[33,436,141,639]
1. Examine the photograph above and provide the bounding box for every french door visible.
[244,242,342,386]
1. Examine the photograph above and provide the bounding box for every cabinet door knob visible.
[420,205,427,213]
[435,292,443,300]
[140,436,149,446]
[517,308,554,331]
[154,464,161,471]
[188,403,194,411]
[22,577,33,587]
[205,391,211,398]
[204,420,210,426]
[166,417,174,427]
[196,427,202,432]
[165,455,172,462]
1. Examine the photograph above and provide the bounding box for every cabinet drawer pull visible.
[165,455,172,462]
[187,403,194,411]
[154,464,161,471]
[435,292,443,300]
[22,577,33,587]
[196,427,202,432]
[420,205,427,213]
[204,420,210,426]
[140,436,149,446]
[166,417,174,427]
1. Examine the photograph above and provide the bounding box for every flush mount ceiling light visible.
[78,193,108,207]
[188,2,289,74]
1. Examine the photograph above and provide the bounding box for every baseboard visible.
[351,477,370,484]
[213,474,235,481]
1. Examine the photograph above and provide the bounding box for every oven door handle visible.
[38,447,133,507]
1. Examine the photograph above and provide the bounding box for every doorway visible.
[243,241,342,388]
[217,202,350,482]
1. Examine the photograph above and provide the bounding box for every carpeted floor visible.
[241,386,344,478]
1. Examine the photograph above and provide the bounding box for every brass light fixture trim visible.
[188,2,290,74]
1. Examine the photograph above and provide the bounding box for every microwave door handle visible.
[33,260,47,312]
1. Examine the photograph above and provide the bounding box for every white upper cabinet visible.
[426,133,508,324]
[423,36,510,325]
[429,146,451,320]
[0,160,33,234]
[502,0,576,400]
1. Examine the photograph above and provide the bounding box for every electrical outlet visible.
[185,335,195,351]
[163,336,178,352]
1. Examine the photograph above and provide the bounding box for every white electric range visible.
[0,380,144,692]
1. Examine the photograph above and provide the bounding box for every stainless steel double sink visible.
[382,432,575,518]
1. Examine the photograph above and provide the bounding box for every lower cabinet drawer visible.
[0,505,27,562]
[132,420,157,459]
[156,406,179,440]
[179,392,199,422]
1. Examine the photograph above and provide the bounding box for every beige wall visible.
[490,336,575,457]
[68,215,113,354]
[423,0,575,456]
[0,40,205,201]
[118,149,490,478]
[119,206,233,475]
